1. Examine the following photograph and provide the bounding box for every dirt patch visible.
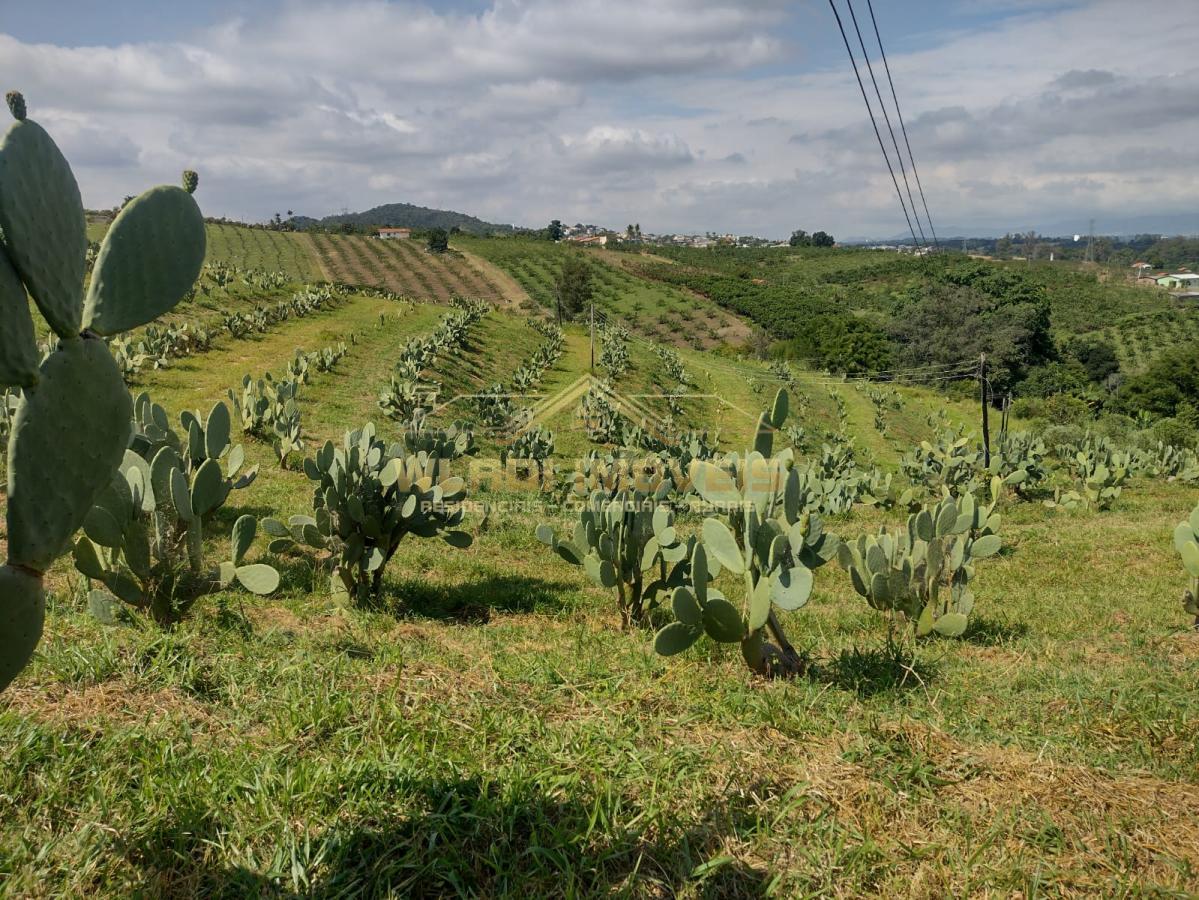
[2,682,220,731]
[299,233,335,283]
[456,246,531,310]
[662,716,1199,892]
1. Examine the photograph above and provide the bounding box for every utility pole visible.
[980,354,991,468]
[589,301,595,374]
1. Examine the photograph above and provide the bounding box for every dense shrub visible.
[1117,341,1199,419]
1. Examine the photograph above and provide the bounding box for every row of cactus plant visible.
[378,301,488,421]
[219,286,340,339]
[472,323,564,433]
[1,91,206,690]
[653,344,690,387]
[599,323,631,379]
[578,378,628,446]
[109,321,216,381]
[539,389,1010,678]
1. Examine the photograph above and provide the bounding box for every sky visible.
[2,0,1197,238]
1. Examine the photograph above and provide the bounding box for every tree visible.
[812,231,835,247]
[556,254,592,321]
[546,219,564,242]
[1063,336,1120,383]
[789,229,810,247]
[889,280,1052,394]
[427,227,449,253]
[1117,340,1199,419]
[749,326,772,360]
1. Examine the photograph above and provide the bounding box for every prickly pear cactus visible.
[653,390,841,677]
[0,92,205,691]
[837,491,1002,638]
[1176,502,1199,627]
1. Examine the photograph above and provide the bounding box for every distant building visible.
[1155,273,1199,289]
[377,227,411,240]
[566,234,608,246]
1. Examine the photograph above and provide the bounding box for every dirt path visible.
[456,246,530,310]
[299,233,335,283]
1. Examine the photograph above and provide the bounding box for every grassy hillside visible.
[88,220,324,284]
[3,236,1199,896]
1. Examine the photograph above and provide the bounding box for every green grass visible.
[3,246,1198,896]
[3,470,1197,895]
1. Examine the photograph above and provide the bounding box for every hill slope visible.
[299,202,513,234]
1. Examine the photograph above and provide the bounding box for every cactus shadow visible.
[124,780,770,897]
[813,643,939,698]
[960,615,1030,646]
[379,573,578,622]
[309,777,767,898]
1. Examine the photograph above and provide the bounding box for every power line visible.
[864,0,940,251]
[826,0,921,248]
[845,0,926,247]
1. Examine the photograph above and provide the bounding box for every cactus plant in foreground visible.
[0,92,204,690]
[537,473,689,629]
[73,444,277,626]
[1176,502,1199,628]
[653,389,841,677]
[264,423,472,605]
[837,491,1002,639]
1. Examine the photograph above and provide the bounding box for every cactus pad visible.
[83,184,206,335]
[7,338,132,571]
[0,115,86,338]
[0,242,38,388]
[0,565,44,692]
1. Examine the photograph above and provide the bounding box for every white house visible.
[377,227,411,240]
[1156,273,1199,289]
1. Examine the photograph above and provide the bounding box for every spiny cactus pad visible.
[83,183,206,335]
[7,338,133,571]
[0,113,86,339]
[0,565,43,692]
[0,243,38,388]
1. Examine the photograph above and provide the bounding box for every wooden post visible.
[589,301,595,374]
[980,354,991,467]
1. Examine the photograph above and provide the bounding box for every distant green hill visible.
[296,202,513,235]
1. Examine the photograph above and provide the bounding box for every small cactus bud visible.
[182,170,199,194]
[6,91,26,121]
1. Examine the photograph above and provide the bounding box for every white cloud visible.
[0,0,1196,236]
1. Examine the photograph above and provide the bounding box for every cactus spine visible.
[0,92,204,690]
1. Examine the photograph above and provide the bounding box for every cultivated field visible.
[461,237,750,349]
[308,232,510,304]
